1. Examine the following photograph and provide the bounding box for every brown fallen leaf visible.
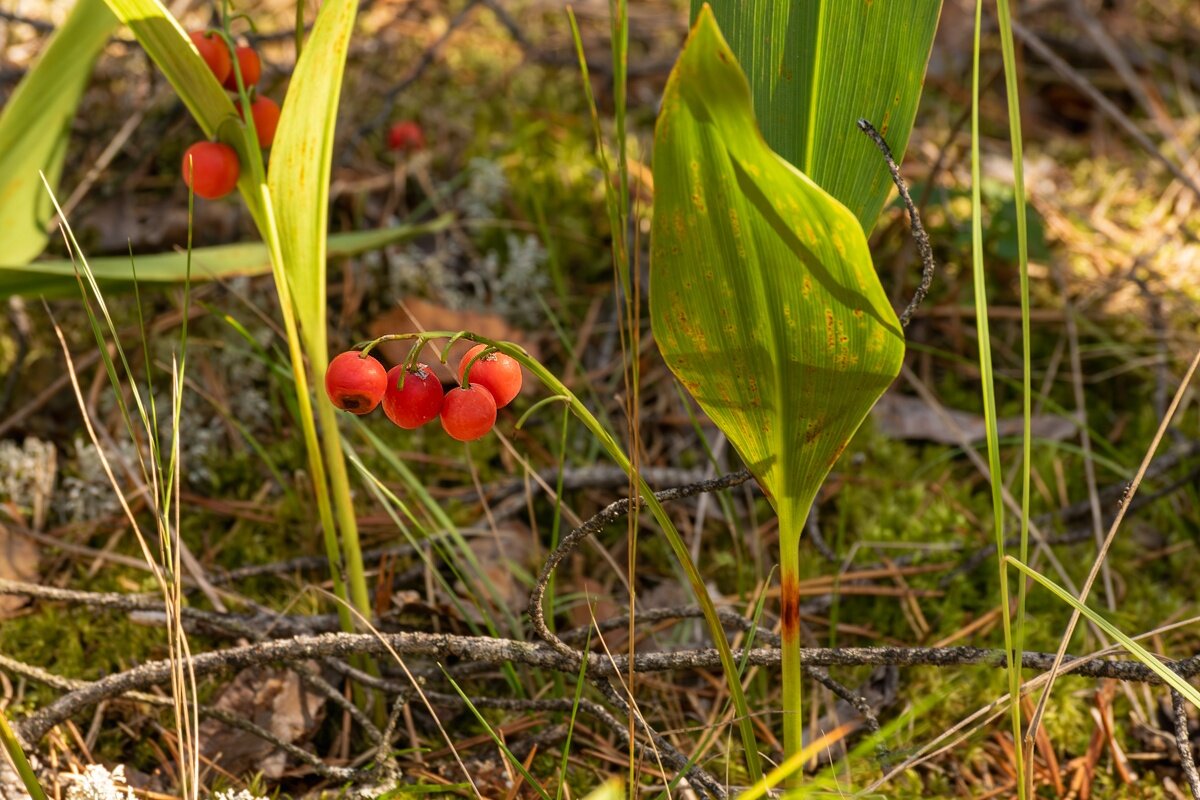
[0,524,39,619]
[872,391,1077,444]
[453,522,536,621]
[199,665,326,779]
[367,297,539,391]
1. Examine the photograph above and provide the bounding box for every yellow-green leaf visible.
[0,0,117,266]
[651,7,904,533]
[267,0,358,351]
[696,0,943,233]
[0,219,450,297]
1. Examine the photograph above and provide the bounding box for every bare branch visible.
[857,118,936,328]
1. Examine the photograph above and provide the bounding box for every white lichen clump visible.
[384,157,549,324]
[62,764,134,800]
[0,436,56,529]
[211,790,264,800]
[58,437,125,523]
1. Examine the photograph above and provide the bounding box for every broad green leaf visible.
[100,0,264,224]
[695,0,942,233]
[0,219,450,297]
[0,0,117,266]
[267,0,357,352]
[651,7,904,530]
[650,9,905,761]
[1007,557,1200,708]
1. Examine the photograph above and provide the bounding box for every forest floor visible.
[2,0,1200,797]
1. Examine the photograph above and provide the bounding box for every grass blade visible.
[440,669,554,800]
[992,0,1033,788]
[1007,556,1200,707]
[0,707,48,800]
[970,0,1024,792]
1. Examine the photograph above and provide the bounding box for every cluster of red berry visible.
[325,345,522,442]
[181,31,281,200]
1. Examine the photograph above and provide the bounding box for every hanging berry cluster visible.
[324,345,523,442]
[181,30,281,200]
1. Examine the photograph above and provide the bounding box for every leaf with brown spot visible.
[651,9,905,541]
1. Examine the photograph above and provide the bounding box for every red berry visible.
[181,141,240,199]
[238,96,280,147]
[325,351,388,414]
[189,31,232,85]
[458,344,522,408]
[222,46,262,90]
[440,385,497,442]
[382,364,444,429]
[387,120,425,152]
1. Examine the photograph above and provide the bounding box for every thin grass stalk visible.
[556,629,592,800]
[971,1,1026,794]
[993,0,1033,787]
[0,706,48,800]
[565,9,646,788]
[45,181,203,798]
[441,670,554,800]
[606,0,644,789]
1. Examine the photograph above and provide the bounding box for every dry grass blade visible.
[1026,343,1200,741]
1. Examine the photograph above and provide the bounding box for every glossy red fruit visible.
[238,96,280,147]
[181,142,240,200]
[325,351,388,414]
[382,364,444,429]
[387,120,425,152]
[222,46,262,90]
[458,344,522,408]
[189,31,232,85]
[440,385,497,442]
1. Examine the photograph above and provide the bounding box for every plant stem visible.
[314,362,373,621]
[778,504,804,782]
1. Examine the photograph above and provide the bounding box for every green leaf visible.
[651,7,904,529]
[695,0,942,233]
[650,7,905,763]
[0,219,451,297]
[1006,556,1200,708]
[0,0,117,266]
[267,0,358,343]
[100,0,264,223]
